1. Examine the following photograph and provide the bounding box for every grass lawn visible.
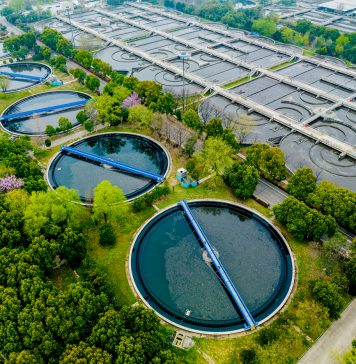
[222,75,258,89]
[267,60,297,72]
[80,172,350,363]
[40,127,351,364]
[303,49,316,57]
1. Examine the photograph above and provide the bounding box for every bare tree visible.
[231,114,255,145]
[78,34,101,52]
[0,75,9,93]
[198,100,222,126]
[84,101,100,129]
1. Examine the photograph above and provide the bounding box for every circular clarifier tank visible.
[130,200,295,334]
[48,133,170,203]
[1,91,91,135]
[0,62,51,92]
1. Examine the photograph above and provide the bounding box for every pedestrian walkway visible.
[298,299,356,364]
[49,124,106,148]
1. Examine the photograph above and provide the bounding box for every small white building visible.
[176,168,188,181]
[318,0,356,15]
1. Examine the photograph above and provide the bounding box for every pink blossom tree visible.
[0,175,24,193]
[122,92,141,109]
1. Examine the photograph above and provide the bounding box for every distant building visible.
[318,0,356,15]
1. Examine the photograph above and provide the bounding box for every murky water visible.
[49,133,169,202]
[132,201,293,332]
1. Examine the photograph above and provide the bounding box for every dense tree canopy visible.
[252,18,278,38]
[190,138,234,184]
[93,181,128,225]
[128,105,154,127]
[85,74,100,92]
[224,161,259,199]
[311,280,345,319]
[0,136,46,193]
[246,144,286,181]
[307,181,356,233]
[273,196,337,241]
[182,109,203,132]
[0,183,176,362]
[205,118,239,150]
[287,167,317,201]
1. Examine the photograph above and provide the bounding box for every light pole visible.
[66,6,75,46]
[178,53,189,113]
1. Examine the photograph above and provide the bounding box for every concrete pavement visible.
[254,178,289,207]
[298,299,356,364]
[1,16,24,36]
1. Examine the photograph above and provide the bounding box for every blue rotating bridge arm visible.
[0,71,45,81]
[61,146,164,183]
[0,100,89,122]
[178,200,257,330]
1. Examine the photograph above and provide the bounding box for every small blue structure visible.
[1,100,88,121]
[178,200,257,330]
[50,76,64,87]
[176,168,198,188]
[0,71,45,82]
[61,146,164,183]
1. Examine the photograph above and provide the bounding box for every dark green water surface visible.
[131,201,293,332]
[2,91,90,135]
[48,133,168,202]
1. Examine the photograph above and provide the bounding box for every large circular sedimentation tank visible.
[130,200,295,334]
[1,91,91,135]
[0,62,51,92]
[48,133,170,203]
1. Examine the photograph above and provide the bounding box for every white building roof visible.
[318,0,356,12]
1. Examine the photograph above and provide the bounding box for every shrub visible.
[240,348,258,364]
[57,117,73,132]
[132,198,145,213]
[83,119,94,132]
[132,185,170,212]
[45,125,56,136]
[182,109,203,132]
[99,223,116,246]
[256,327,278,346]
[44,138,51,147]
[76,110,88,124]
[224,161,259,199]
[311,280,345,319]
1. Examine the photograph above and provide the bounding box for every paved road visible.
[254,178,289,207]
[298,299,356,364]
[49,123,107,148]
[1,16,24,36]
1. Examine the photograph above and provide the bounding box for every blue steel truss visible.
[1,100,89,121]
[178,200,257,330]
[0,71,45,81]
[61,146,164,183]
